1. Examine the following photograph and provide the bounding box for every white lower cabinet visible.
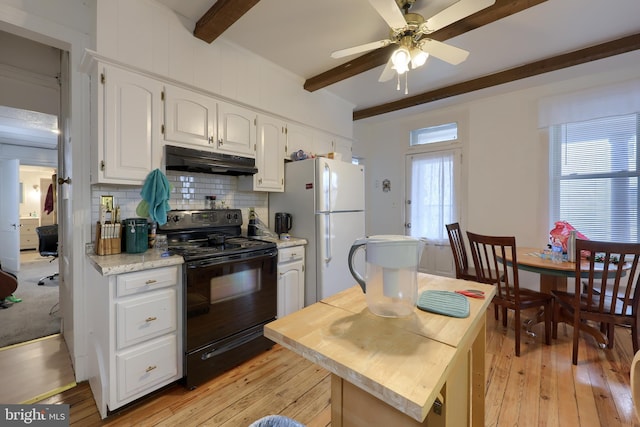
[116,334,178,402]
[86,264,183,419]
[277,246,305,318]
[20,218,39,250]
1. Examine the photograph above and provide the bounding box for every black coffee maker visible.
[274,212,292,238]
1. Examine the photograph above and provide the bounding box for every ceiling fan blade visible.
[368,0,407,29]
[419,39,469,65]
[331,39,392,59]
[423,0,496,33]
[378,57,396,82]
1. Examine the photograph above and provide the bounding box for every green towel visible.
[138,169,171,225]
[417,290,470,318]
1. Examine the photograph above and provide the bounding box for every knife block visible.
[95,222,122,255]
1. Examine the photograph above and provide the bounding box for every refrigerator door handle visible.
[324,213,332,263]
[323,162,331,212]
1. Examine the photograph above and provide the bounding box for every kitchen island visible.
[264,273,495,426]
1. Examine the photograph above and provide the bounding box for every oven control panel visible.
[160,209,243,230]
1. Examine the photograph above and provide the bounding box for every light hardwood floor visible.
[37,308,640,426]
[0,334,75,404]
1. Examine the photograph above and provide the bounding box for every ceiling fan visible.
[331,0,496,92]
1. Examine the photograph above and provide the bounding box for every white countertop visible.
[87,250,184,276]
[87,236,306,276]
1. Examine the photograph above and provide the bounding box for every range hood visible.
[165,145,258,176]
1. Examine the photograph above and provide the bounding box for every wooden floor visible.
[0,334,75,404]
[37,308,640,426]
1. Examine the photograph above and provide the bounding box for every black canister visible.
[124,218,149,253]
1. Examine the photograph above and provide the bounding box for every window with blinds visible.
[549,113,638,243]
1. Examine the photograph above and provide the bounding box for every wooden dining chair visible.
[445,223,477,281]
[466,232,553,357]
[552,239,640,365]
[447,222,501,321]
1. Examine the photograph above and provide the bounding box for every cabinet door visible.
[115,334,178,403]
[217,102,256,157]
[278,260,304,318]
[334,136,353,162]
[164,85,216,148]
[285,123,314,160]
[246,115,285,192]
[19,218,39,250]
[102,65,163,184]
[313,131,334,156]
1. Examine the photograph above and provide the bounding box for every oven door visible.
[184,248,277,353]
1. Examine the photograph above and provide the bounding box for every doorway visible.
[0,30,64,347]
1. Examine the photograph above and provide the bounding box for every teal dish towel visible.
[138,169,171,225]
[417,290,470,318]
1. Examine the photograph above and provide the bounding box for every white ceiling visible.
[155,0,640,113]
[0,106,58,149]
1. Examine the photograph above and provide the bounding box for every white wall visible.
[95,0,354,139]
[354,50,640,289]
[19,168,55,218]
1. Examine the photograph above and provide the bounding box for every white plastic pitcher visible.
[348,235,426,318]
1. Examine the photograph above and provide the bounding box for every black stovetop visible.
[158,209,275,261]
[166,234,275,260]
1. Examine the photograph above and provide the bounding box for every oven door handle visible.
[187,248,277,268]
[200,328,264,360]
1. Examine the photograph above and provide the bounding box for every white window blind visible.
[408,149,458,244]
[549,113,638,243]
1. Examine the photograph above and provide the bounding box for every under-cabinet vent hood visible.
[165,145,258,176]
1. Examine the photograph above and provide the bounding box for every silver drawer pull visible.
[145,279,158,285]
[145,365,157,373]
[145,316,157,322]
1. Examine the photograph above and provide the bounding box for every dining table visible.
[502,247,582,292]
[501,246,625,347]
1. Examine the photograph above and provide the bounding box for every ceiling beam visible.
[353,33,640,120]
[303,0,548,92]
[194,0,261,44]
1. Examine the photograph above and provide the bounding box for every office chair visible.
[35,224,59,286]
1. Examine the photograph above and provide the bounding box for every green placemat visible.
[417,290,470,318]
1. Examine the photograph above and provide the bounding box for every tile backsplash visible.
[90,171,269,240]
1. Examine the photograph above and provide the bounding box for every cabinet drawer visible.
[116,289,177,349]
[278,246,304,263]
[116,266,178,297]
[116,334,178,402]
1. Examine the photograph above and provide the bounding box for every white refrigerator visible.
[270,157,365,306]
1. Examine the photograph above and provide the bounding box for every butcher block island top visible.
[264,273,495,427]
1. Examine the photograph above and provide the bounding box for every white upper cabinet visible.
[239,114,285,192]
[164,85,217,149]
[334,136,353,163]
[313,131,334,156]
[97,64,164,185]
[285,123,314,161]
[217,103,257,157]
[313,131,353,162]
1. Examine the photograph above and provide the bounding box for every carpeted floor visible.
[0,253,60,347]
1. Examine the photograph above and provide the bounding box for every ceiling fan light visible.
[391,46,410,71]
[410,48,428,69]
